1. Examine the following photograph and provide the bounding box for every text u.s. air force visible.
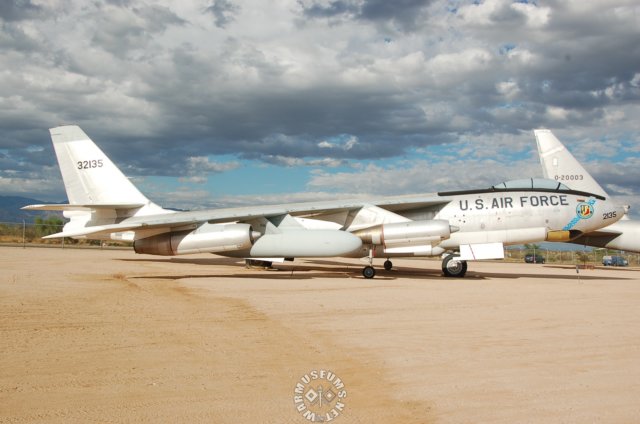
[459,195,570,211]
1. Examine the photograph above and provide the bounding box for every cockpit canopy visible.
[437,177,604,199]
[492,178,570,191]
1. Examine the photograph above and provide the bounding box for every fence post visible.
[22,220,26,248]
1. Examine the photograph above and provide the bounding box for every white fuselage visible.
[345,189,623,258]
[438,191,610,246]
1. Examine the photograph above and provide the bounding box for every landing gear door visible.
[458,242,505,260]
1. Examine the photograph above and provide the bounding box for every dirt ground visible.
[1,246,639,423]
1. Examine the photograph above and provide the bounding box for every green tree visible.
[524,243,541,253]
[34,216,64,237]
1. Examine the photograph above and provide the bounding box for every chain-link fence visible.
[0,221,132,249]
[505,247,639,266]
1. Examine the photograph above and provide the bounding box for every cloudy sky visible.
[1,0,639,216]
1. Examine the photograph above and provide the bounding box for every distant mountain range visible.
[0,196,63,223]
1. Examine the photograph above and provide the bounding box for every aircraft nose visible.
[615,203,628,219]
[610,203,627,223]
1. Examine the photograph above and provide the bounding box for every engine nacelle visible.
[134,223,259,256]
[353,219,453,249]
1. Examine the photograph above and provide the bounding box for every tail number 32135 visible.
[77,159,104,169]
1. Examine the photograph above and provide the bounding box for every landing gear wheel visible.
[383,260,393,271]
[442,255,467,278]
[245,259,273,269]
[362,266,376,279]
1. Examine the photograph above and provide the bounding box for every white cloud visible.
[316,136,358,151]
[0,176,64,200]
[496,80,520,100]
[510,2,550,28]
[307,158,540,196]
[606,184,634,196]
[176,156,240,184]
[263,155,347,168]
[186,156,240,173]
[426,49,493,86]
[0,0,638,215]
[545,106,570,121]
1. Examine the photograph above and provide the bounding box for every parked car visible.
[602,255,628,266]
[524,254,545,264]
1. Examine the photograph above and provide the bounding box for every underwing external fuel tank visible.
[134,223,363,257]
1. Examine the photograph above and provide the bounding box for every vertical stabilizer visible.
[51,125,150,206]
[534,129,608,198]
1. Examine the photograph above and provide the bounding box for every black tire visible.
[245,259,273,269]
[383,260,393,271]
[362,266,376,279]
[442,255,467,278]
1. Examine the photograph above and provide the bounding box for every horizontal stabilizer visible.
[22,203,145,211]
[42,223,145,239]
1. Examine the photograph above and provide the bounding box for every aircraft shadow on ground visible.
[261,260,633,281]
[466,265,633,281]
[131,265,399,281]
[469,272,629,281]
[120,257,241,266]
[121,258,631,282]
[126,262,424,281]
[546,264,639,273]
[122,257,425,281]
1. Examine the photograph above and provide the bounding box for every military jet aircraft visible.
[24,126,626,278]
[535,129,639,253]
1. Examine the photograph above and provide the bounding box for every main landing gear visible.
[362,259,391,279]
[383,259,393,271]
[361,254,467,279]
[362,248,377,279]
[362,255,393,278]
[245,259,273,269]
[442,254,467,278]
[362,266,376,279]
